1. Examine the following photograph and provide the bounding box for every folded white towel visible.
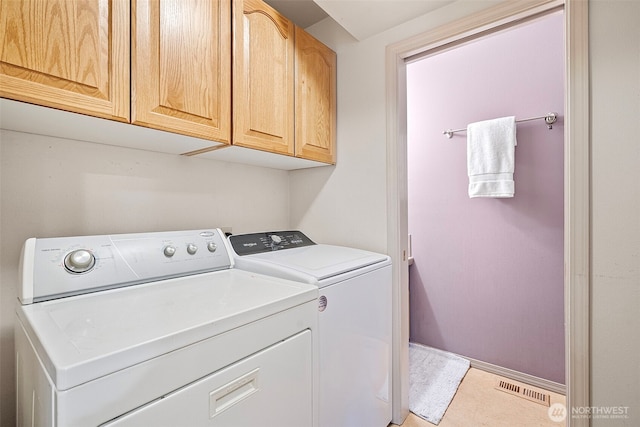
[467,116,517,198]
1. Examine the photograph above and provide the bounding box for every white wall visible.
[0,130,290,425]
[590,1,640,424]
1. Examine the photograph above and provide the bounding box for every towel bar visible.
[443,112,558,139]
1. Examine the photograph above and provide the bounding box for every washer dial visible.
[270,234,282,244]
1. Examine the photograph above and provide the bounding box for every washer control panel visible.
[229,231,315,256]
[19,229,231,304]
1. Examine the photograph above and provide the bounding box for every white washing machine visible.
[15,229,318,427]
[228,231,392,427]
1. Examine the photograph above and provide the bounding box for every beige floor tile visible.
[391,368,566,427]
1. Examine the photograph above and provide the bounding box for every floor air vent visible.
[495,380,551,406]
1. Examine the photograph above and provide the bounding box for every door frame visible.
[385,1,589,425]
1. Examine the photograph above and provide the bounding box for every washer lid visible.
[235,244,390,283]
[16,270,317,391]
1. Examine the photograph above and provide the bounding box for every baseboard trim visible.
[464,356,566,395]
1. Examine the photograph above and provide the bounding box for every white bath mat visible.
[409,342,470,425]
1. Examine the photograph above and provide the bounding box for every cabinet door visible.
[0,0,129,121]
[295,27,336,164]
[132,0,231,143]
[233,0,294,156]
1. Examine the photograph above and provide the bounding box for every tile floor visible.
[391,368,566,427]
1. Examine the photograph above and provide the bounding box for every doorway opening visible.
[406,10,565,388]
[385,1,590,425]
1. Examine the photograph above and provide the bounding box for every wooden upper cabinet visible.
[233,0,295,156]
[0,0,129,121]
[294,27,336,164]
[132,0,231,143]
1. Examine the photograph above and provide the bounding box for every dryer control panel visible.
[229,231,315,256]
[19,229,232,304]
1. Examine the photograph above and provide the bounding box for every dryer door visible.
[103,330,312,427]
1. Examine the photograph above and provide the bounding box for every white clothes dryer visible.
[228,231,392,427]
[15,229,318,427]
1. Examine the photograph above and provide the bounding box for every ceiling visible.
[264,0,455,41]
[264,0,330,28]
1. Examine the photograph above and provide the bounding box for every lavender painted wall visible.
[407,11,565,384]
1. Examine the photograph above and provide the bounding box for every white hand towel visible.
[467,116,517,198]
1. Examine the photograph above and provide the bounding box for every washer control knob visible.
[187,244,198,255]
[270,235,282,244]
[207,242,217,252]
[163,245,176,257]
[64,249,96,274]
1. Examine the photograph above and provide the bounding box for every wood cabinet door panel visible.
[233,0,294,155]
[132,0,231,143]
[0,0,129,121]
[295,27,336,164]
